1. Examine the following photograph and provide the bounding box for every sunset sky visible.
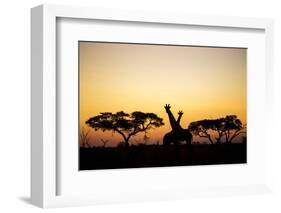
[79,42,246,147]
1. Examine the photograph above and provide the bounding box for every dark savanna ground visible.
[79,143,246,170]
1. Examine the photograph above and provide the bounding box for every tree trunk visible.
[207,135,214,144]
[216,133,223,144]
[124,139,130,148]
[115,129,130,148]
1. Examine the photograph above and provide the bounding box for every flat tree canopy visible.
[188,115,246,144]
[86,111,164,147]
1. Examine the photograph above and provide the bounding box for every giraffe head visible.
[164,104,171,113]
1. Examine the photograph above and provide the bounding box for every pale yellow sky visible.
[79,42,246,146]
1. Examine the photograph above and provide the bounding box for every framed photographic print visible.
[31,4,274,208]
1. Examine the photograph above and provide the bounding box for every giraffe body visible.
[163,129,192,146]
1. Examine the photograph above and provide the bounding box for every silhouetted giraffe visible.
[163,104,192,146]
[164,104,185,131]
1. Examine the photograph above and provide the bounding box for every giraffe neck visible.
[177,114,183,125]
[166,110,178,130]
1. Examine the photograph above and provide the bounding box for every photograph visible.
[79,41,247,170]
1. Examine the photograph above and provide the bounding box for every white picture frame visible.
[31,4,274,208]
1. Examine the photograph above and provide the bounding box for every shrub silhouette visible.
[100,139,109,148]
[80,128,92,148]
[86,111,164,148]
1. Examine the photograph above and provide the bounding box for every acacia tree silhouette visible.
[188,115,246,144]
[86,111,164,148]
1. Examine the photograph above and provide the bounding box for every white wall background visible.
[0,0,280,212]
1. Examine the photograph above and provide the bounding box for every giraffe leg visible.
[184,130,192,146]
[163,133,170,146]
